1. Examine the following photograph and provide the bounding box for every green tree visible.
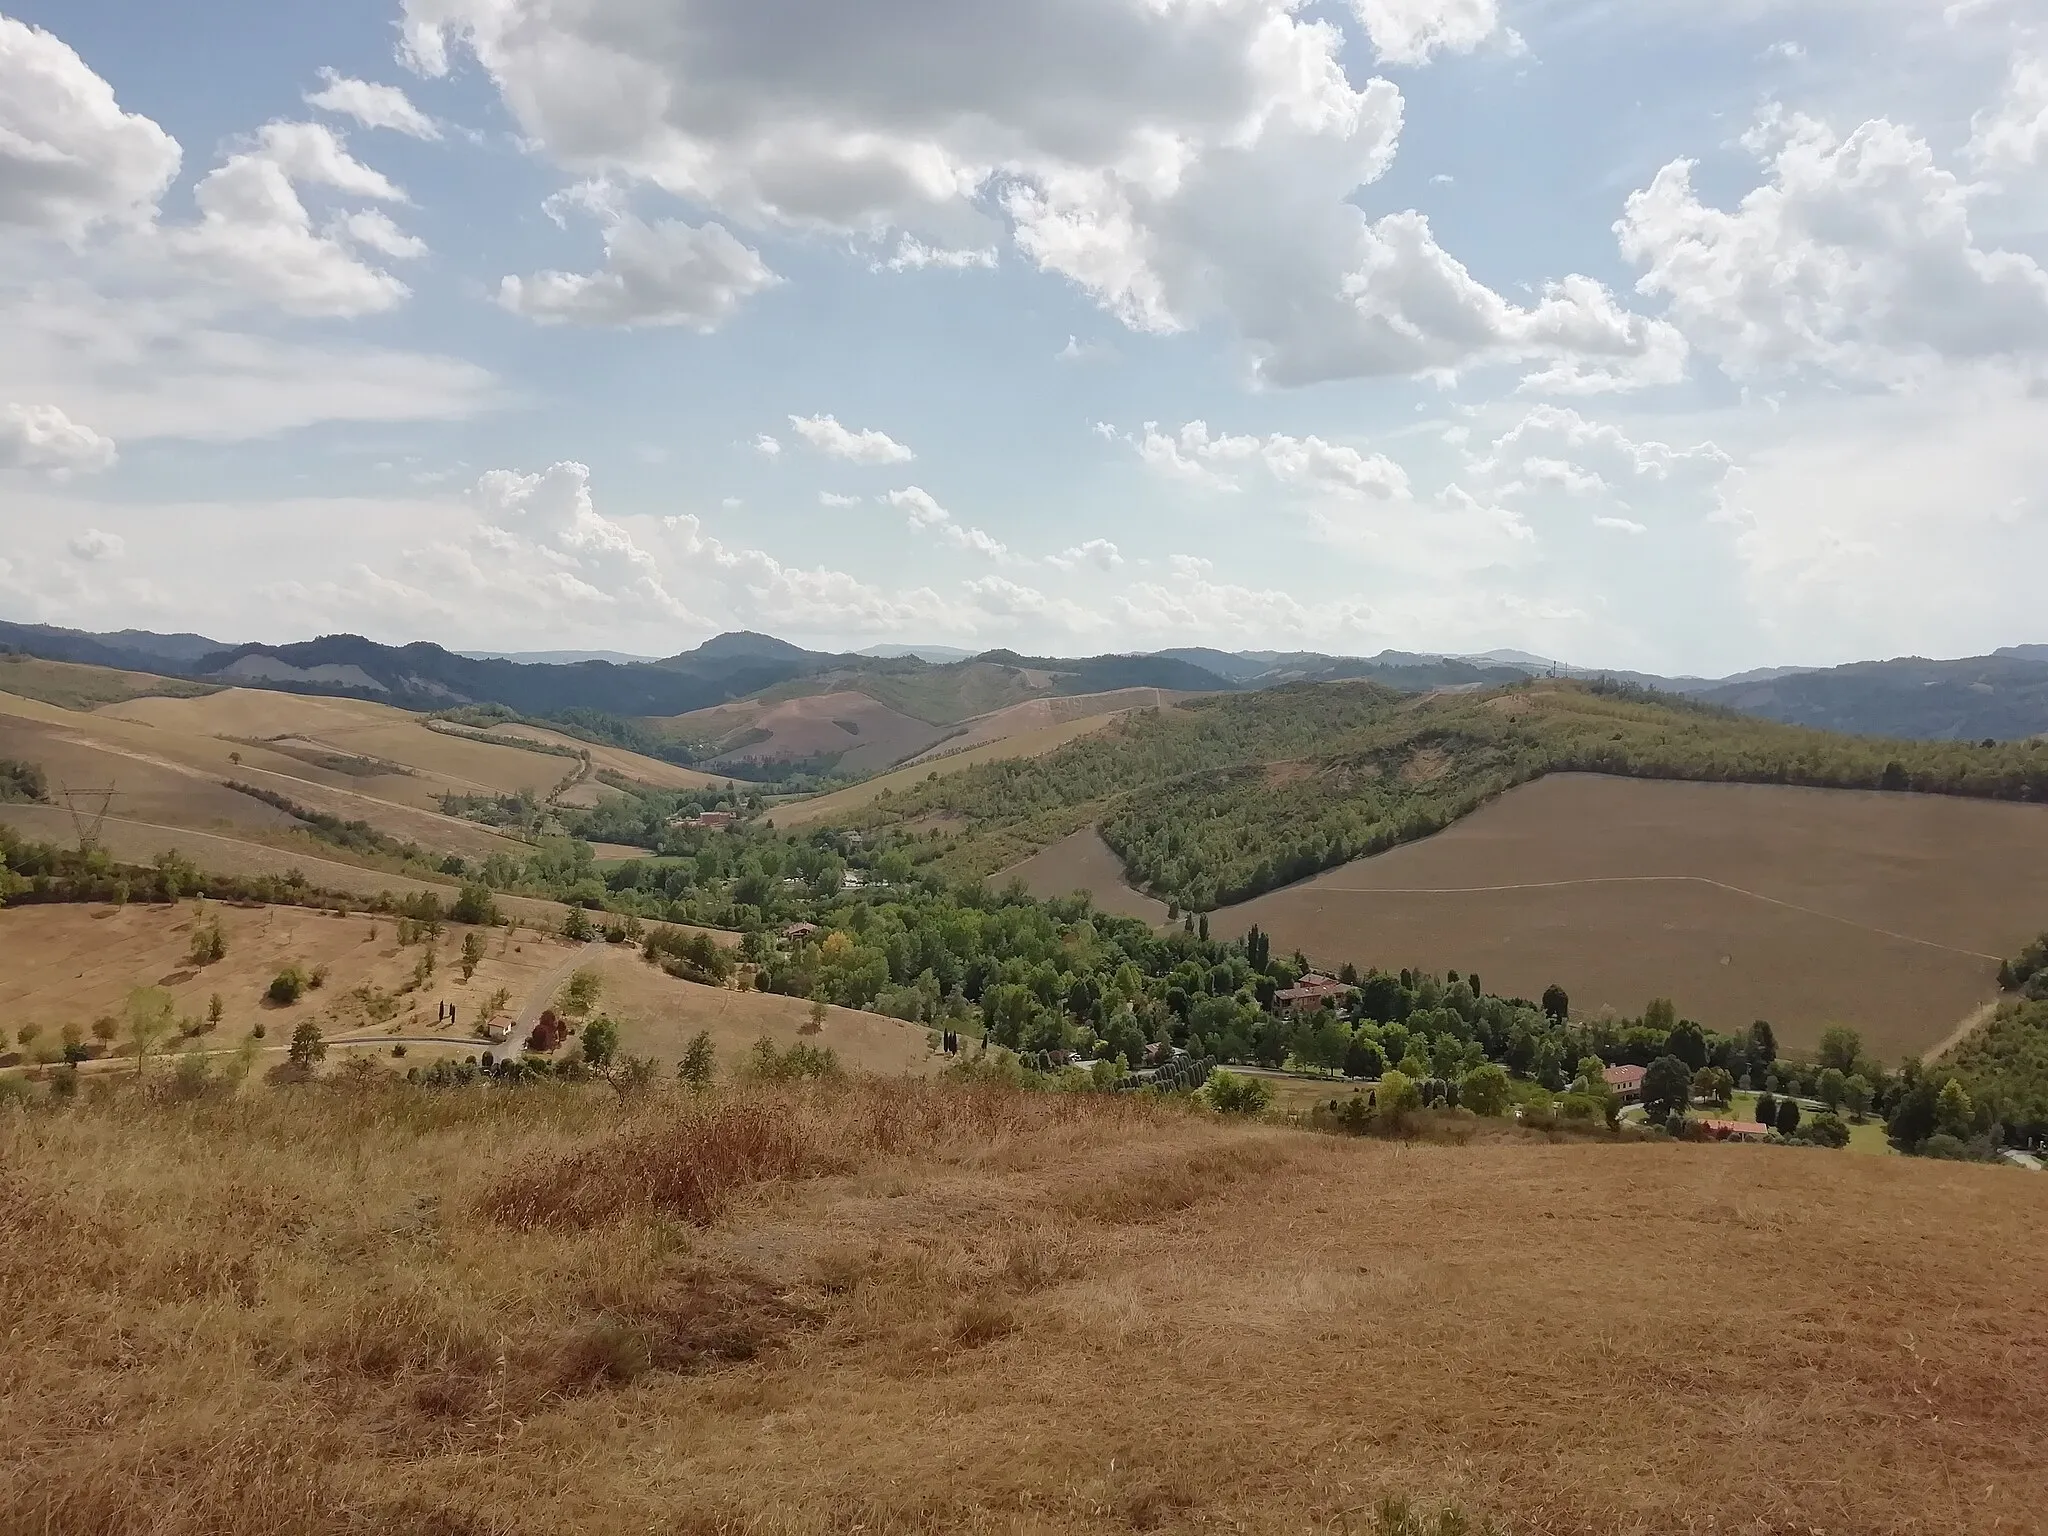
[267,965,309,1005]
[1775,1096,1802,1135]
[1641,1055,1692,1123]
[1804,1112,1851,1148]
[1934,1078,1974,1139]
[460,931,485,982]
[1746,1020,1778,1070]
[207,993,224,1029]
[1692,1066,1733,1107]
[1665,1021,1708,1072]
[580,1015,620,1069]
[561,966,602,1017]
[452,882,499,926]
[1643,998,1678,1035]
[1843,1073,1873,1121]
[287,1020,327,1070]
[1377,1069,1423,1114]
[1541,984,1569,1025]
[1816,1067,1848,1111]
[1343,1034,1386,1080]
[1817,1026,1863,1073]
[1753,1091,1777,1128]
[125,986,176,1075]
[1459,1063,1511,1117]
[1207,1070,1272,1115]
[678,1030,716,1089]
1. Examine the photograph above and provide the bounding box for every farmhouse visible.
[1603,1064,1648,1103]
[1275,973,1352,1016]
[670,809,737,831]
[782,921,820,942]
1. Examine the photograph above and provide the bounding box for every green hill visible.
[848,680,2048,910]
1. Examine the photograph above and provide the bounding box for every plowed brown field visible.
[1213,773,2048,1060]
[1003,828,1171,924]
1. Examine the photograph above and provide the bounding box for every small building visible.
[484,1015,515,1044]
[1603,1064,1648,1103]
[1275,974,1352,1016]
[782,921,820,942]
[669,809,738,831]
[1698,1118,1770,1142]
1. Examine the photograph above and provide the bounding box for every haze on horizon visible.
[1,0,2045,676]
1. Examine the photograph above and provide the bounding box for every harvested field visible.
[1002,827,1170,924]
[581,945,941,1077]
[472,720,725,790]
[0,654,216,710]
[1214,773,2048,1060]
[4,1073,2044,1535]
[902,687,1183,766]
[654,691,951,776]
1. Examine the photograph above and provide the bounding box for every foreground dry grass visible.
[5,1074,2044,1536]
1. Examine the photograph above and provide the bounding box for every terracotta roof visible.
[1700,1119,1770,1136]
[1603,1064,1648,1088]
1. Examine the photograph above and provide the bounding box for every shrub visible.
[678,1030,716,1090]
[1458,1063,1511,1118]
[1377,1069,1424,1115]
[1803,1112,1851,1148]
[1207,1070,1272,1116]
[266,965,310,1006]
[743,1037,841,1083]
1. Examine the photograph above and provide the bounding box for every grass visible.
[4,1067,2044,1534]
[0,653,218,710]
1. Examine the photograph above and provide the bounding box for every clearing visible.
[1001,827,1171,924]
[1211,773,2048,1060]
[5,1074,2043,1535]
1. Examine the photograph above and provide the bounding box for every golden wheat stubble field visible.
[4,1075,2044,1536]
[1213,773,2048,1061]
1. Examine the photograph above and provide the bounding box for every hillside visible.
[1692,653,2048,740]
[854,680,2048,910]
[4,1068,2043,1535]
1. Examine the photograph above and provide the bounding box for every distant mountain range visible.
[4,616,2047,742]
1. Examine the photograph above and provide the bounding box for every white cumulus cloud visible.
[1132,421,1411,500]
[501,215,778,329]
[66,527,124,560]
[790,414,915,465]
[0,402,117,478]
[0,15,181,236]
[884,486,1010,560]
[1968,55,2048,168]
[1352,0,1507,66]
[474,461,688,616]
[304,68,441,139]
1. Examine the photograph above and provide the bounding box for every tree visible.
[125,986,176,1073]
[288,1020,327,1070]
[1746,1020,1778,1070]
[460,931,485,982]
[562,967,602,1017]
[1754,1091,1777,1129]
[1817,1027,1862,1074]
[1377,1068,1423,1114]
[1934,1078,1974,1139]
[452,882,499,926]
[1459,1063,1511,1117]
[1843,1074,1873,1121]
[1804,1112,1851,1148]
[1343,1034,1386,1080]
[1665,1021,1708,1073]
[1692,1066,1733,1107]
[267,965,309,1005]
[90,1015,119,1047]
[1207,1070,1271,1115]
[1816,1067,1848,1111]
[1643,998,1678,1035]
[678,1030,716,1089]
[580,1015,620,1070]
[207,993,224,1029]
[1775,1096,1802,1135]
[1541,984,1569,1025]
[562,906,595,941]
[1641,1055,1693,1124]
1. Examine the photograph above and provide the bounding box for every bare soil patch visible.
[1001,828,1170,925]
[1213,773,2048,1060]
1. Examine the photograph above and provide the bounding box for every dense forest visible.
[844,680,2048,910]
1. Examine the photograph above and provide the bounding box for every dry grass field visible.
[1213,773,2048,1061]
[654,690,953,776]
[0,901,585,1055]
[4,1073,2043,1536]
[772,710,1141,829]
[582,944,941,1075]
[901,688,1185,767]
[0,653,217,710]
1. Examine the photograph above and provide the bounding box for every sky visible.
[0,0,2044,675]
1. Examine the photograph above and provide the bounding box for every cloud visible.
[1056,336,1113,363]
[399,0,1669,390]
[883,486,1010,560]
[752,433,781,457]
[789,414,915,465]
[1352,0,1507,66]
[1132,421,1411,500]
[818,491,861,507]
[500,215,778,329]
[872,236,997,273]
[1592,514,1648,534]
[1618,109,2048,382]
[66,527,124,560]
[665,513,965,635]
[0,16,181,236]
[1968,55,2048,169]
[304,68,441,139]
[1046,538,1123,571]
[0,402,116,477]
[473,461,689,616]
[170,122,421,317]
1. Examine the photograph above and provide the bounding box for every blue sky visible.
[1,0,2044,673]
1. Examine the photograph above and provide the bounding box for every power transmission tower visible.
[56,781,117,855]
